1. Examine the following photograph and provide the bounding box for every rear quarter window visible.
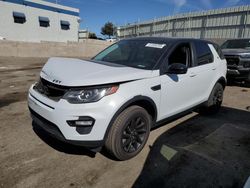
[212,43,225,60]
[194,41,214,66]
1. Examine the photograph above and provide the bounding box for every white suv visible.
[28,37,227,160]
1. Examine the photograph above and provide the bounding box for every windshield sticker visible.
[145,43,166,49]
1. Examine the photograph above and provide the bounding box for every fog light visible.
[67,117,95,127]
[75,120,93,126]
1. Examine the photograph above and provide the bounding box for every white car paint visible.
[41,57,158,86]
[28,71,161,141]
[159,44,226,120]
[28,40,227,145]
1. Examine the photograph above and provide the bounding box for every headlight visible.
[240,53,250,58]
[63,86,119,104]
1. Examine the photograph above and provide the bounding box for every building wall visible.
[117,6,250,39]
[0,39,112,58]
[0,0,80,42]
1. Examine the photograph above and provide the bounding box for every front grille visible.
[243,61,250,68]
[224,55,240,66]
[34,78,68,101]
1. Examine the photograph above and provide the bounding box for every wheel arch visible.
[206,76,226,103]
[104,95,157,140]
[216,76,227,89]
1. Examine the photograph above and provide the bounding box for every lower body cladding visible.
[28,85,118,150]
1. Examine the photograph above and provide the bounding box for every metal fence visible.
[117,5,250,39]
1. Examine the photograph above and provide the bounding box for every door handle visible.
[212,67,216,70]
[190,73,197,77]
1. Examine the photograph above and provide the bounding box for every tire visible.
[199,83,224,115]
[105,105,151,161]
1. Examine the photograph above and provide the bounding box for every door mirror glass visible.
[166,63,187,74]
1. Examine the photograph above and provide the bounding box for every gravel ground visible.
[0,57,249,188]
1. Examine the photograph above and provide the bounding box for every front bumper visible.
[28,84,121,143]
[30,108,104,148]
[225,55,250,80]
[227,67,250,80]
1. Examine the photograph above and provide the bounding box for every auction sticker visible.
[145,43,166,49]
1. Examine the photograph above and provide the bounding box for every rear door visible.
[188,41,218,103]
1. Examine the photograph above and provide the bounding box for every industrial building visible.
[0,0,80,42]
[117,5,250,40]
[78,29,89,41]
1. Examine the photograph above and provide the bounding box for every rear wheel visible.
[199,83,224,115]
[105,106,151,161]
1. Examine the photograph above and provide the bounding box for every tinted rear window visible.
[212,43,225,60]
[194,41,213,65]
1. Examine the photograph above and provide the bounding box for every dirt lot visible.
[0,57,250,188]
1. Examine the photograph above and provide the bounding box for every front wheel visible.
[105,106,151,161]
[198,83,224,115]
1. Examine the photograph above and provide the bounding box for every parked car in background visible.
[106,38,117,42]
[221,38,250,83]
[28,37,227,160]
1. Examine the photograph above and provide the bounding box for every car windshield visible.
[92,40,168,70]
[221,39,250,49]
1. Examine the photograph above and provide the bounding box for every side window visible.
[168,43,192,67]
[13,12,26,24]
[212,43,225,60]
[194,41,213,66]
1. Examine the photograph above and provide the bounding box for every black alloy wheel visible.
[121,116,147,153]
[105,105,151,160]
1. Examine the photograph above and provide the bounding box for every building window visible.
[39,16,50,27]
[13,12,26,24]
[60,20,70,30]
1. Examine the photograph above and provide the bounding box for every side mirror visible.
[166,63,187,74]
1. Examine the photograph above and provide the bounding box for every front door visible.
[159,42,198,120]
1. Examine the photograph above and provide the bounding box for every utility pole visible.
[137,18,140,36]
[153,17,156,36]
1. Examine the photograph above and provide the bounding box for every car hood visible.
[222,48,250,56]
[40,57,157,86]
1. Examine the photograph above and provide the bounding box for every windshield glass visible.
[93,40,167,70]
[221,39,250,49]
